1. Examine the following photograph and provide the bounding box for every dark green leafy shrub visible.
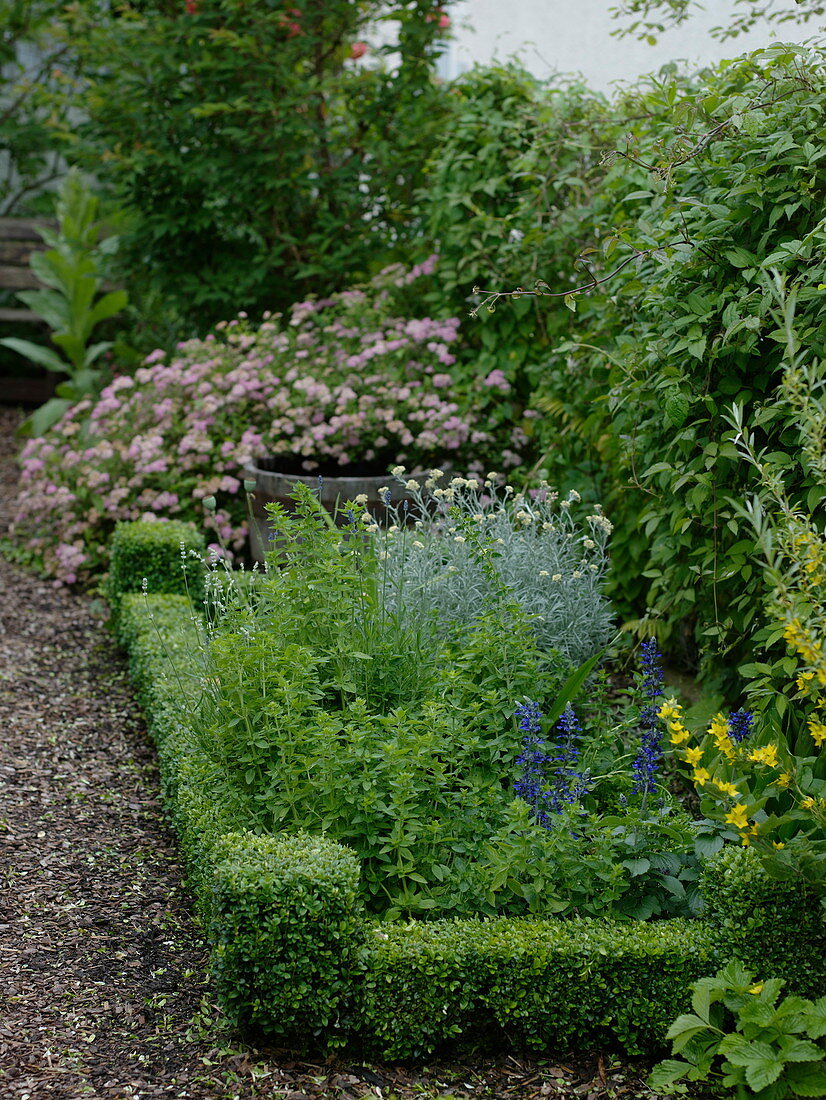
[55,0,450,329]
[553,45,826,683]
[107,519,205,612]
[115,593,248,899]
[700,845,826,1000]
[209,832,365,1042]
[358,916,717,1059]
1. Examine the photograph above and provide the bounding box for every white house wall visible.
[443,0,823,91]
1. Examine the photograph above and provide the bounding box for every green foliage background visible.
[415,44,826,705]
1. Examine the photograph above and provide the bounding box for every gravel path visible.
[0,404,662,1100]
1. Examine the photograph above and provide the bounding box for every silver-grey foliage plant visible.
[371,468,614,667]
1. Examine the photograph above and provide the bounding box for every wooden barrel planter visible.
[243,458,429,563]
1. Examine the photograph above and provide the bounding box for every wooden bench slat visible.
[0,217,57,240]
[0,266,42,290]
[0,241,39,265]
[0,307,41,323]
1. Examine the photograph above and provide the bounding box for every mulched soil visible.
[0,404,668,1100]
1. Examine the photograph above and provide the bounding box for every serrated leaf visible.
[779,1039,826,1063]
[692,983,712,1022]
[786,1059,826,1096]
[745,1057,785,1092]
[666,1013,712,1050]
[804,998,826,1040]
[647,1059,691,1089]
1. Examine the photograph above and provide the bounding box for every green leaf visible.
[695,981,712,1020]
[804,998,826,1040]
[647,1059,692,1090]
[779,1039,825,1064]
[665,391,690,428]
[666,1013,712,1049]
[21,397,73,437]
[622,857,651,877]
[88,288,128,326]
[543,643,609,728]
[0,337,67,373]
[786,1059,826,1096]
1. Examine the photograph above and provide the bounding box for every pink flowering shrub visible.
[14,263,533,585]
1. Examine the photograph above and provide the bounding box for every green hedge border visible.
[110,522,824,1057]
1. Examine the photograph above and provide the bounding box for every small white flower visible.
[405,479,420,491]
[486,471,499,482]
[516,510,533,525]
[539,570,549,577]
[388,525,399,534]
[365,524,380,534]
[361,512,372,524]
[590,564,599,572]
[413,540,424,549]
[552,573,562,582]
[377,486,389,496]
[572,570,583,579]
[450,476,467,488]
[568,489,581,502]
[391,465,406,477]
[560,500,571,509]
[465,478,479,490]
[495,538,505,545]
[454,535,466,543]
[583,538,595,549]
[429,468,444,480]
[542,522,555,532]
[473,513,485,523]
[354,493,368,505]
[378,550,389,560]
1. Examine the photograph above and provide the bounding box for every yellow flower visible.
[796,671,815,693]
[714,779,740,798]
[725,803,750,830]
[776,772,792,789]
[709,714,729,738]
[747,744,779,768]
[807,719,826,748]
[801,797,816,810]
[749,983,764,995]
[773,841,785,849]
[658,699,682,720]
[684,746,704,766]
[669,725,690,746]
[692,767,711,787]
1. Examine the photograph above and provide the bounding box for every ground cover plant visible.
[11,261,539,585]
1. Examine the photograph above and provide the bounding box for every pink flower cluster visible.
[13,263,519,585]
